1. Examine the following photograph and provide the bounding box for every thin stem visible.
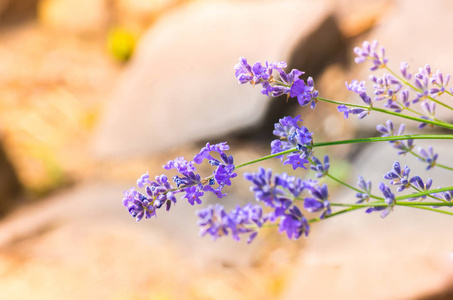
[317,96,453,130]
[308,206,362,224]
[313,134,453,148]
[405,205,453,216]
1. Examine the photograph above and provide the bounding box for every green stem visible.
[317,97,453,130]
[235,134,453,170]
[313,134,453,148]
[308,206,361,224]
[405,205,453,216]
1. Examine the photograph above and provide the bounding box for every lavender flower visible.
[370,74,402,102]
[194,142,237,188]
[409,176,433,200]
[412,65,432,103]
[122,189,157,221]
[384,161,411,192]
[400,62,412,80]
[417,146,438,170]
[278,206,310,239]
[356,176,372,203]
[346,80,367,94]
[197,203,266,243]
[271,115,313,169]
[123,142,238,221]
[366,183,395,218]
[376,120,414,155]
[430,70,450,97]
[304,183,331,219]
[435,190,453,202]
[310,155,330,178]
[244,168,298,209]
[337,92,371,119]
[354,40,388,70]
[234,57,318,108]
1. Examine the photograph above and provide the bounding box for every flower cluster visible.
[197,203,266,243]
[234,57,318,108]
[346,40,452,130]
[122,142,237,221]
[270,115,313,170]
[122,40,453,245]
[244,167,331,239]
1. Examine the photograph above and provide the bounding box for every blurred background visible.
[0,0,452,299]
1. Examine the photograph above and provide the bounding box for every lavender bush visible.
[122,41,453,243]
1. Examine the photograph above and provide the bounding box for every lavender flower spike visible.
[353,40,388,70]
[383,161,411,192]
[418,146,438,170]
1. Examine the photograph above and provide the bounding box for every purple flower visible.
[435,190,453,202]
[400,62,412,80]
[235,57,318,108]
[376,120,414,155]
[346,79,367,93]
[418,146,438,170]
[366,183,395,218]
[409,176,433,200]
[163,156,196,174]
[183,186,204,205]
[383,161,411,192]
[278,206,310,240]
[123,191,157,221]
[137,172,151,188]
[284,153,309,170]
[193,142,229,164]
[310,155,330,178]
[234,57,253,84]
[271,116,313,167]
[123,141,237,221]
[202,184,227,199]
[430,70,450,97]
[354,40,388,70]
[214,163,237,186]
[412,66,432,103]
[290,78,318,108]
[337,105,368,119]
[197,203,266,243]
[198,204,229,240]
[356,176,372,203]
[370,74,402,103]
[304,183,331,219]
[244,168,294,209]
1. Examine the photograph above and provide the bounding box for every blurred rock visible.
[0,0,38,24]
[114,0,180,33]
[38,0,108,34]
[0,141,22,215]
[93,0,341,159]
[282,140,453,299]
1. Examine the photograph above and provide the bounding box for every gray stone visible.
[92,0,339,159]
[282,140,453,299]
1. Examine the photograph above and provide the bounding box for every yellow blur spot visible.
[107,27,137,62]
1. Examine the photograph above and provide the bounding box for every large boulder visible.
[92,0,344,159]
